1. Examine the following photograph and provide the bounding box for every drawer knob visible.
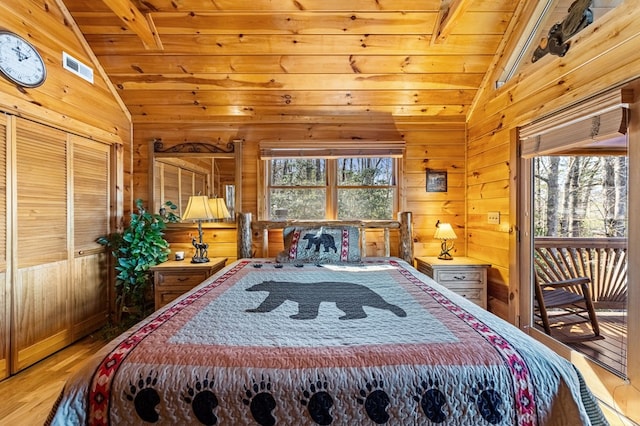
[178,277,190,282]
[454,275,466,280]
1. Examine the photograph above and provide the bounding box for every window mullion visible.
[327,159,337,219]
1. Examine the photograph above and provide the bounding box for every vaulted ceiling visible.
[56,0,527,126]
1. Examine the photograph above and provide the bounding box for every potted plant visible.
[98,198,180,324]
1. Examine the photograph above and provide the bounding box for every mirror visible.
[150,139,243,221]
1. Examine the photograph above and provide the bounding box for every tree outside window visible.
[268,157,396,220]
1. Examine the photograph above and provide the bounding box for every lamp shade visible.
[434,223,457,240]
[208,197,231,219]
[182,195,214,221]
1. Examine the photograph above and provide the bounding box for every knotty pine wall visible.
[468,0,640,323]
[0,1,130,145]
[466,3,640,419]
[132,121,467,261]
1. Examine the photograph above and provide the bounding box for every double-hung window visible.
[260,141,404,220]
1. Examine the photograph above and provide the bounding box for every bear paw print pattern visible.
[300,377,334,425]
[124,371,161,423]
[242,376,276,426]
[414,377,448,423]
[356,376,390,424]
[471,376,503,424]
[182,374,218,426]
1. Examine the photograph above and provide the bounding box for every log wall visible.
[133,120,467,261]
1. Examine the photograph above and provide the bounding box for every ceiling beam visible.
[431,0,474,45]
[100,0,163,50]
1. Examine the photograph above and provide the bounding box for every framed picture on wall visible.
[426,169,447,192]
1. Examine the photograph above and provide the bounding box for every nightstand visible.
[415,256,490,309]
[151,258,227,310]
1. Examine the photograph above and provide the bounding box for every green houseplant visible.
[98,198,180,324]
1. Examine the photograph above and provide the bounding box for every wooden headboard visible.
[237,211,414,263]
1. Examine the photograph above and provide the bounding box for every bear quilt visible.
[47,258,606,425]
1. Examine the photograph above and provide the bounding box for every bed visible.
[47,213,607,425]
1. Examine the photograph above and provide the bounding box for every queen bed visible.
[47,213,607,425]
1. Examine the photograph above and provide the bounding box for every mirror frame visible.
[149,138,243,222]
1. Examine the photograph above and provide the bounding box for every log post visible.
[399,211,414,263]
[237,212,253,259]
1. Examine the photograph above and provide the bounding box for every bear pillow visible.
[276,226,361,263]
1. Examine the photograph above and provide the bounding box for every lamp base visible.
[438,239,455,260]
[191,256,209,263]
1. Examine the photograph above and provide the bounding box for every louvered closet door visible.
[0,116,8,380]
[13,118,70,372]
[71,135,109,340]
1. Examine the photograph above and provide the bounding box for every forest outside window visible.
[519,88,630,377]
[266,157,398,220]
[259,140,404,220]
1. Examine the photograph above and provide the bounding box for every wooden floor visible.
[0,335,107,426]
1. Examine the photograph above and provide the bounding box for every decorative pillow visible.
[276,226,361,263]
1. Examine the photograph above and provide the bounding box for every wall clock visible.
[0,30,46,88]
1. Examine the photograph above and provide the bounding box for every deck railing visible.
[534,237,627,309]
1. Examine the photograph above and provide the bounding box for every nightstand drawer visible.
[151,258,227,310]
[155,270,209,288]
[435,270,483,283]
[442,284,483,302]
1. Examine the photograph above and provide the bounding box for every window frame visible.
[258,141,405,221]
[263,156,400,220]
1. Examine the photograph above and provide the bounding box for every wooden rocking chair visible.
[534,276,602,342]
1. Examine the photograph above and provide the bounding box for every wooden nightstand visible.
[415,256,491,309]
[151,258,227,310]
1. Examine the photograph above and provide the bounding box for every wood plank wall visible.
[467,0,640,322]
[0,1,130,145]
[133,121,467,261]
[467,3,640,420]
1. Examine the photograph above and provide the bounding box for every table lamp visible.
[434,221,457,260]
[208,197,231,221]
[182,195,214,263]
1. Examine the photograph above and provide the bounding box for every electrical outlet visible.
[488,211,500,224]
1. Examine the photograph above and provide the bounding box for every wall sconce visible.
[182,195,215,263]
[434,221,457,260]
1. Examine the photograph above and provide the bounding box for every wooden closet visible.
[0,114,111,377]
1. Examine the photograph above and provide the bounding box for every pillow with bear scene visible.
[276,226,362,263]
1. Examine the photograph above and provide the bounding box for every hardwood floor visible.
[0,335,107,426]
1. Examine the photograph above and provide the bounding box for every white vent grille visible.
[62,52,94,84]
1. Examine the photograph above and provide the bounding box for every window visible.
[267,157,397,220]
[519,89,630,377]
[260,141,404,220]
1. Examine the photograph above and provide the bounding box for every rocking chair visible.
[534,276,602,342]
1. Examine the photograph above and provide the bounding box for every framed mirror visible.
[150,139,243,221]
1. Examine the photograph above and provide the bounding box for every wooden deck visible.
[536,309,627,377]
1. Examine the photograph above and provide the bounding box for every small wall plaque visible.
[426,169,448,192]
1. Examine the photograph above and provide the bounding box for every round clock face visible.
[0,31,46,88]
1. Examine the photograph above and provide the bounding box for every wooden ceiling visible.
[58,0,521,125]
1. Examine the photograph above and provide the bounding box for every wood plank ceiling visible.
[58,0,520,125]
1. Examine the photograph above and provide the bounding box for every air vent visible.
[62,52,94,84]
